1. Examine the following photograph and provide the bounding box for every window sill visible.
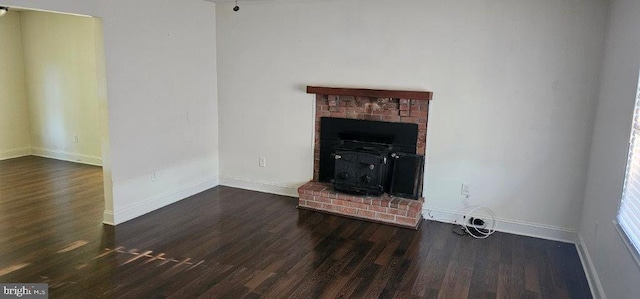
[612,220,640,270]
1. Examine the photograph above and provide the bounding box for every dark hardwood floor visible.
[0,156,592,298]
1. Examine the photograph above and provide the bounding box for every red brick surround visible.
[300,87,432,229]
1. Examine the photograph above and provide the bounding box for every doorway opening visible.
[0,8,113,238]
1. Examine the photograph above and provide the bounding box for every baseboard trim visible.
[103,210,115,226]
[219,176,298,198]
[0,147,32,161]
[31,147,102,166]
[576,234,606,299]
[424,206,577,243]
[112,176,220,225]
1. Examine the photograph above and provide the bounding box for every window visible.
[618,74,640,260]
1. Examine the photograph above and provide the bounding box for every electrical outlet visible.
[74,134,79,143]
[151,170,158,182]
[461,184,470,197]
[259,157,266,168]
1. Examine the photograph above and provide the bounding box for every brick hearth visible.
[300,86,432,229]
[298,182,423,228]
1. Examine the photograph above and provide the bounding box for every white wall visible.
[216,0,608,240]
[0,0,220,225]
[0,11,31,160]
[578,0,640,297]
[100,1,219,224]
[20,11,102,165]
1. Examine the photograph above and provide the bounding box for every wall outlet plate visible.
[461,183,470,196]
[151,170,158,182]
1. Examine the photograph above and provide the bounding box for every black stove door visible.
[333,150,386,196]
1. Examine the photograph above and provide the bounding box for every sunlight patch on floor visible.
[0,263,30,277]
[57,240,89,253]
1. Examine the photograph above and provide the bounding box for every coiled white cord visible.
[461,206,497,239]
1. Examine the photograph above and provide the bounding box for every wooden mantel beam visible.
[306,86,432,101]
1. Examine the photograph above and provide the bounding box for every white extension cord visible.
[461,206,497,239]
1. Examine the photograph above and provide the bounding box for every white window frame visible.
[616,70,640,269]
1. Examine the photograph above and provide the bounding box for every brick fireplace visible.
[297,86,432,229]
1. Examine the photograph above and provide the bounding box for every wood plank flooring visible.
[0,156,592,298]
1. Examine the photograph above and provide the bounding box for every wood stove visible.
[332,141,392,196]
[320,117,423,198]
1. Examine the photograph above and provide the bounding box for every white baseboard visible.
[424,206,577,243]
[31,147,102,166]
[112,176,219,225]
[576,234,606,299]
[103,210,115,226]
[219,175,298,198]
[0,147,32,161]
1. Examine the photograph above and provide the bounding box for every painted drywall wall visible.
[20,11,102,165]
[216,0,608,239]
[579,0,640,297]
[0,11,31,160]
[98,1,219,224]
[0,0,220,225]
